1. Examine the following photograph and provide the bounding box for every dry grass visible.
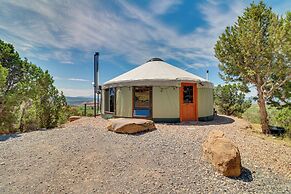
[249,123,291,147]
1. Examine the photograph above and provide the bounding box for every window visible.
[133,87,152,117]
[183,86,193,103]
[105,88,115,113]
[104,89,109,112]
[109,88,115,113]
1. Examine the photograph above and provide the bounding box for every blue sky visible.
[0,0,290,96]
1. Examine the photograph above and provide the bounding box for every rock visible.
[202,130,241,177]
[69,116,81,122]
[107,118,156,134]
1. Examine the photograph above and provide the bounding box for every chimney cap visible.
[147,58,164,62]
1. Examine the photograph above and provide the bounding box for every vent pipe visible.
[93,52,99,117]
[206,70,209,80]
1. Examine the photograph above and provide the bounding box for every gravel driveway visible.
[0,116,290,193]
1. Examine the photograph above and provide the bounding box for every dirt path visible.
[0,116,290,193]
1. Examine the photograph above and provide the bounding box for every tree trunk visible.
[18,106,25,131]
[257,86,270,134]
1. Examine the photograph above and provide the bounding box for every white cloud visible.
[68,78,90,82]
[0,0,246,68]
[1,0,287,74]
[54,77,90,82]
[149,0,182,15]
[185,63,211,70]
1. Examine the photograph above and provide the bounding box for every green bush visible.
[0,39,68,133]
[243,105,291,138]
[87,112,94,117]
[69,106,82,116]
[21,106,38,132]
[275,108,291,138]
[214,84,251,117]
[242,105,261,124]
[58,106,72,125]
[58,106,84,125]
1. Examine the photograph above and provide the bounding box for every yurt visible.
[102,58,214,122]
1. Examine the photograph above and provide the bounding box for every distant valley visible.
[66,96,93,106]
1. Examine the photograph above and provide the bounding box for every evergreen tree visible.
[215,2,290,134]
[0,39,67,132]
[35,71,67,128]
[214,84,251,117]
[0,64,8,115]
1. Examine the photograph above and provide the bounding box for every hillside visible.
[65,96,93,106]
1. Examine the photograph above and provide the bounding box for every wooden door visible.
[180,83,198,122]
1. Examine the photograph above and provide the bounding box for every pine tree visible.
[214,84,251,117]
[215,2,290,134]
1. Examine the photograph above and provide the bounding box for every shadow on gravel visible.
[196,115,235,126]
[131,128,157,136]
[161,115,235,126]
[0,133,21,142]
[229,167,253,182]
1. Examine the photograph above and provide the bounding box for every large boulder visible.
[202,130,242,177]
[69,116,81,122]
[107,118,156,134]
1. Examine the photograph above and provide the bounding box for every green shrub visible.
[243,105,291,138]
[21,106,38,131]
[275,108,291,138]
[242,105,261,124]
[87,112,94,117]
[0,39,68,133]
[69,106,82,116]
[214,84,251,117]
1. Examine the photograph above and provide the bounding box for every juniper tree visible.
[0,39,67,131]
[215,2,290,134]
[214,84,251,117]
[0,64,8,114]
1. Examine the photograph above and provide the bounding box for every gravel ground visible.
[0,115,290,193]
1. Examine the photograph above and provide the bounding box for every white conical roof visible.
[103,58,213,88]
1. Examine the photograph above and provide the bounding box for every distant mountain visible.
[66,96,93,106]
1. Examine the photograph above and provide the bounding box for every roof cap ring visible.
[146,57,164,62]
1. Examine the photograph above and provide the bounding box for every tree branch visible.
[265,76,290,97]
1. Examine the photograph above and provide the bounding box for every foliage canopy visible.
[0,39,68,132]
[214,84,251,117]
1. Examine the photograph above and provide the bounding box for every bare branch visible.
[265,76,291,97]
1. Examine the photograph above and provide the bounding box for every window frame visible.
[105,87,116,114]
[132,86,152,118]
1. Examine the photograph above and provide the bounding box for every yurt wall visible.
[101,89,110,114]
[152,86,180,122]
[197,87,214,120]
[101,89,105,114]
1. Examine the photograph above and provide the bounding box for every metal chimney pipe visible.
[206,70,209,80]
[94,52,99,117]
